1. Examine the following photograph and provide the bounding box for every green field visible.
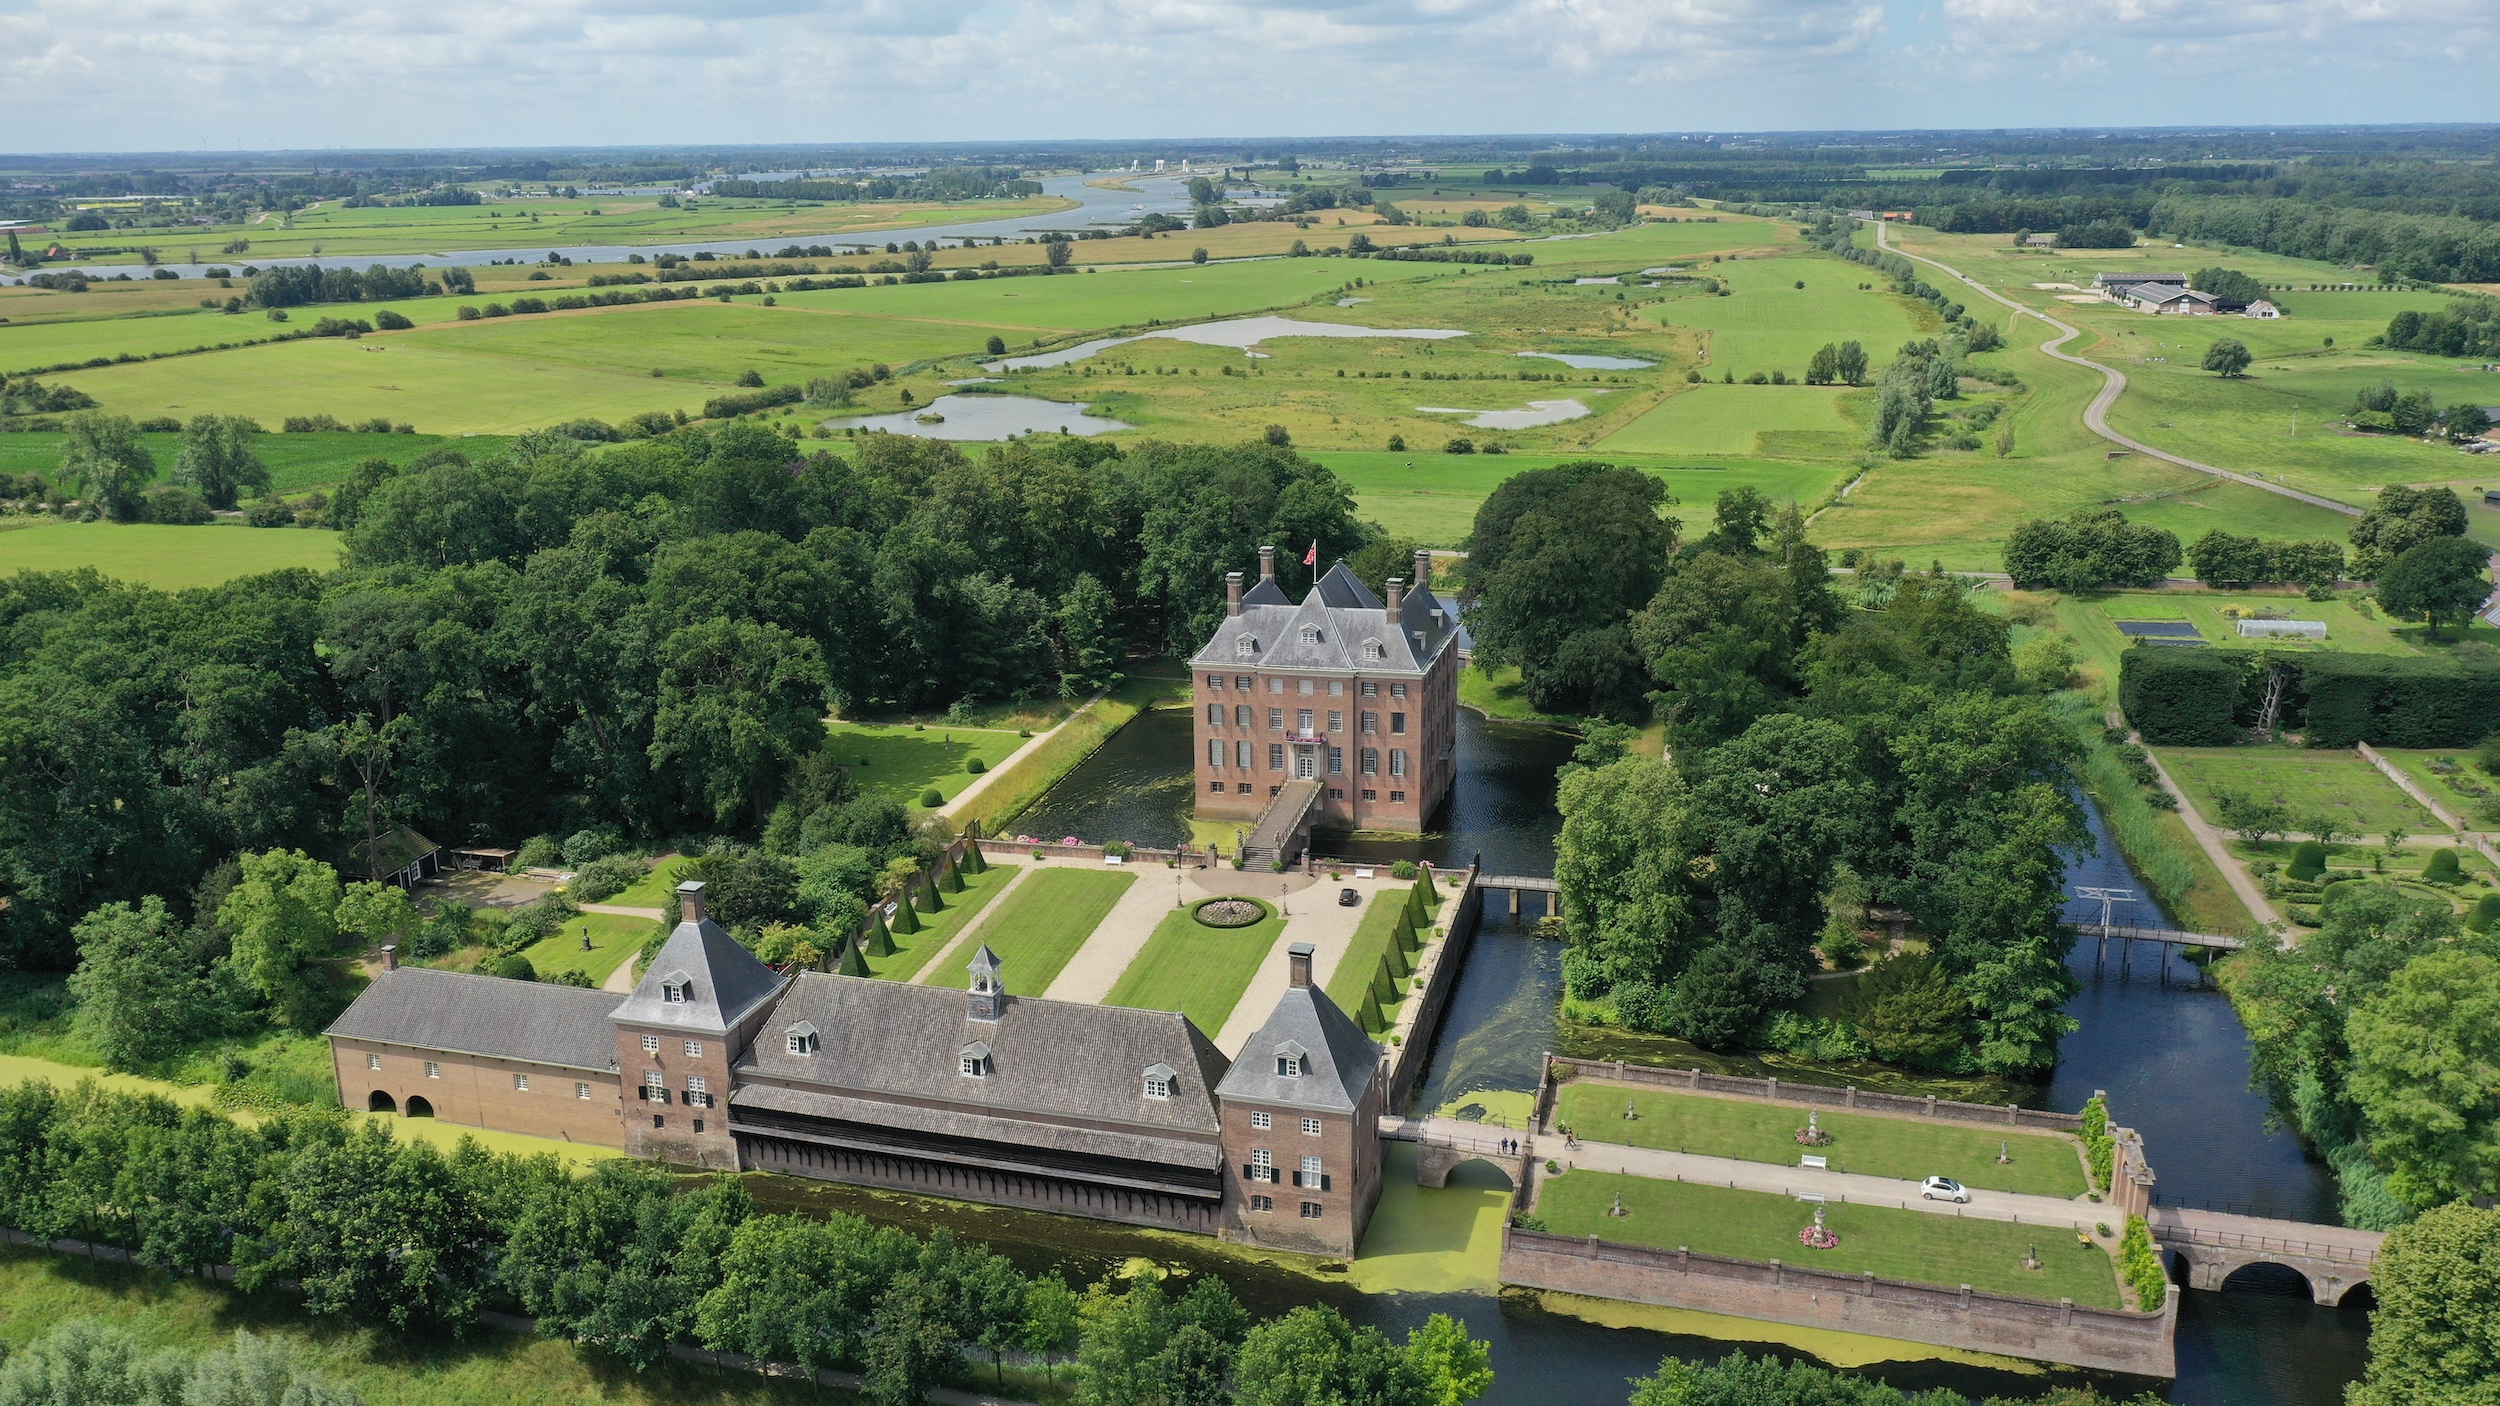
[2374,748,2500,827]
[2156,744,2439,836]
[0,520,341,588]
[870,863,1022,984]
[1551,1084,2087,1198]
[2068,590,2499,657]
[518,911,653,985]
[1595,385,1856,456]
[603,855,691,911]
[1318,450,1850,546]
[923,867,1132,992]
[1102,898,1282,1034]
[1642,253,1936,380]
[824,721,1030,812]
[1536,1171,2122,1308]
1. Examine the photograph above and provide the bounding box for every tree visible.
[507,1166,750,1371]
[1668,945,1758,1050]
[2001,509,2182,590]
[1019,1273,1081,1384]
[59,412,157,521]
[217,849,342,1026]
[1461,463,1678,717]
[332,881,417,954]
[184,1329,360,1406]
[1076,1272,1247,1406]
[2201,338,2252,377]
[985,335,1006,356]
[1403,1313,1492,1406]
[2350,1201,2500,1406]
[1833,340,1868,386]
[2350,485,2468,578]
[1233,1305,1427,1406]
[2376,536,2492,639]
[2348,947,2500,1211]
[1191,247,1209,265]
[2211,787,2290,843]
[1553,757,1698,999]
[2190,267,2266,309]
[172,416,271,510]
[1044,235,1074,270]
[67,897,219,1069]
[0,1318,191,1405]
[2446,403,2494,441]
[1054,573,1122,696]
[648,618,832,829]
[1804,343,1840,386]
[240,1122,497,1334]
[1845,953,1970,1069]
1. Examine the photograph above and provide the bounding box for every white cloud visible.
[0,0,2488,149]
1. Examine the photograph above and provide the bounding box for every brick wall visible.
[617,1019,744,1170]
[1219,1075,1384,1258]
[331,1039,625,1147]
[1546,1056,2088,1134]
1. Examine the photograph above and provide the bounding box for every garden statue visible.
[1795,1110,1832,1146]
[1799,1205,1840,1249]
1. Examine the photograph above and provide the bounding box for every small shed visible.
[2242,300,2282,319]
[448,846,518,872]
[2019,233,2055,248]
[365,826,442,889]
[2237,619,2327,640]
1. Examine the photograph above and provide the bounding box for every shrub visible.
[1390,859,1418,879]
[2298,654,2500,749]
[2470,893,2500,932]
[2118,647,2245,745]
[141,484,214,524]
[2289,840,2329,882]
[486,953,537,982]
[244,496,297,528]
[966,756,987,774]
[2080,1093,2114,1191]
[2424,848,2464,884]
[568,853,647,903]
[2118,1216,2169,1309]
[511,834,563,871]
[561,828,623,867]
[1443,437,1475,455]
[919,788,943,807]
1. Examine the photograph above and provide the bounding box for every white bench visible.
[1800,1155,1828,1170]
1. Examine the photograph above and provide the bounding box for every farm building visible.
[2236,619,2327,640]
[2119,284,2221,315]
[2093,271,2186,294]
[2242,300,2282,319]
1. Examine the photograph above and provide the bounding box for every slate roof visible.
[609,911,787,1036]
[2094,271,2185,288]
[326,967,621,1072]
[1192,560,1465,676]
[1214,983,1378,1114]
[735,971,1229,1138]
[732,1083,1224,1175]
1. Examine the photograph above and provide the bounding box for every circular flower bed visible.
[1192,897,1269,929]
[1799,1225,1841,1250]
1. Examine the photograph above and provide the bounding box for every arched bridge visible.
[2149,1207,2382,1306]
[1379,1114,1532,1189]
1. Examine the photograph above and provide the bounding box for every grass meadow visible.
[1595,385,1857,456]
[822,721,1030,813]
[1102,898,1282,1036]
[1550,1084,2088,1198]
[518,911,653,986]
[867,863,1020,984]
[1318,450,1850,545]
[0,520,341,588]
[2155,745,2439,837]
[1535,1171,2122,1308]
[922,867,1134,993]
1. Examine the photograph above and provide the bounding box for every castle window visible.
[786,1023,819,1055]
[642,1034,660,1053]
[366,1052,381,1071]
[1299,626,1319,645]
[659,971,692,1004]
[1205,673,1222,690]
[1268,707,1282,729]
[1328,710,1341,732]
[575,1082,591,1099]
[1391,711,1406,735]
[1234,675,1251,690]
[1275,1040,1306,1078]
[1237,705,1252,727]
[960,1042,992,1079]
[1251,1148,1275,1181]
[1267,744,1284,770]
[1390,749,1408,777]
[1236,740,1252,768]
[1364,640,1383,661]
[1250,1194,1275,1212]
[1206,703,1222,726]
[514,1074,530,1092]
[1250,1111,1272,1130]
[1208,740,1225,769]
[685,1075,710,1106]
[1390,682,1408,698]
[1329,747,1344,775]
[1301,1201,1324,1219]
[683,1040,702,1059]
[1236,636,1257,659]
[1298,1154,1326,1189]
[1361,748,1379,775]
[1361,681,1379,698]
[425,1061,440,1079]
[1304,1117,1323,1136]
[1142,1063,1176,1100]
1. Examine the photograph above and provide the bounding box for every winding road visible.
[1872,222,2361,519]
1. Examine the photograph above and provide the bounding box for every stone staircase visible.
[1238,778,1323,869]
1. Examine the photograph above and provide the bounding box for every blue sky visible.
[0,0,2491,152]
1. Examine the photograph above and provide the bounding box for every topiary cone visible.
[916,875,944,913]
[836,937,872,977]
[1358,988,1386,1033]
[867,909,896,956]
[942,862,964,894]
[962,843,986,875]
[1383,935,1411,979]
[890,898,921,935]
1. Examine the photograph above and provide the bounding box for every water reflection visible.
[825,393,1128,441]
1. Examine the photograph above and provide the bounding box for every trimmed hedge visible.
[2297,653,2500,748]
[2119,1216,2170,1310]
[2118,647,2245,744]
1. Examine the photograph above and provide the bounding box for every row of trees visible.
[2000,510,2182,591]
[1468,467,2085,1070]
[0,1081,1493,1406]
[2383,294,2500,359]
[0,429,1384,970]
[55,411,273,518]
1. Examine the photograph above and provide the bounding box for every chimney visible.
[677,879,708,924]
[1226,571,1244,617]
[1288,941,1315,989]
[381,944,399,971]
[1413,548,1434,594]
[1384,576,1404,613]
[1259,545,1277,583]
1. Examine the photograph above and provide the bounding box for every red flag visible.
[1303,540,1318,568]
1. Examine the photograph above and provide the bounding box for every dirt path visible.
[1873,223,2359,519]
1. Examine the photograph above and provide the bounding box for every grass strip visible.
[1103,900,1282,1034]
[518,912,652,985]
[955,673,1188,838]
[2049,692,2253,936]
[1552,1084,2088,1199]
[924,868,1135,993]
[1324,890,1427,1027]
[871,863,1020,984]
[605,855,693,910]
[824,720,1030,813]
[1536,1171,2120,1309]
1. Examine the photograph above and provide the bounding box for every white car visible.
[1920,1176,1971,1203]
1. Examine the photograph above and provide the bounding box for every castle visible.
[327,880,1386,1256]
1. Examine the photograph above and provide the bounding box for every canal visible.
[974,701,2370,1403]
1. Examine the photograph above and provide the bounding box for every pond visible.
[991,699,2372,1404]
[987,314,1470,370]
[823,393,1129,440]
[1416,398,1595,430]
[1516,351,1655,370]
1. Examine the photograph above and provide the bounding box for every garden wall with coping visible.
[1543,1056,2088,1133]
[1498,1226,2178,1377]
[1383,863,1482,1111]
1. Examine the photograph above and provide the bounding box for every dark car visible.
[1339,887,1359,907]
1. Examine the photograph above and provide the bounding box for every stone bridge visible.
[2148,1207,2382,1306]
[1379,1114,1533,1190]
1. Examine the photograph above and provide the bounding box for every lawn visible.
[1102,898,1282,1035]
[2065,590,2500,658]
[2374,748,2500,828]
[604,855,693,911]
[925,868,1134,993]
[518,911,653,986]
[1323,887,1436,1028]
[1317,449,1849,546]
[2156,744,2439,837]
[1535,1171,2122,1309]
[1639,253,1936,382]
[0,520,341,588]
[825,721,1031,813]
[0,1246,844,1406]
[1595,384,1855,456]
[869,862,1022,984]
[1551,1084,2087,1199]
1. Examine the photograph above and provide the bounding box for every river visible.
[49,171,1202,281]
[1005,702,2372,1404]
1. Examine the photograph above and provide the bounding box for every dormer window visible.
[659,969,692,1004]
[1236,635,1257,659]
[1299,625,1319,645]
[1274,1039,1308,1078]
[960,1042,992,1079]
[786,1022,819,1056]
[1363,640,1383,662]
[1142,1063,1176,1100]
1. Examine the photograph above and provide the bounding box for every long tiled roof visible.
[737,971,1229,1138]
[326,967,621,1071]
[731,1082,1222,1174]
[1192,561,1465,675]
